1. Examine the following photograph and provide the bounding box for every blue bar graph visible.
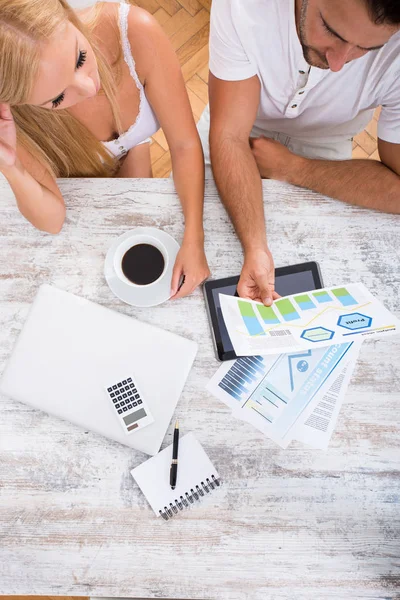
[313,290,332,303]
[275,298,300,322]
[245,356,266,374]
[332,287,357,306]
[294,293,316,311]
[238,300,265,336]
[218,356,266,401]
[257,304,280,325]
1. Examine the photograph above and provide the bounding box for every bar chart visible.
[312,290,333,303]
[257,304,280,325]
[294,293,316,310]
[275,298,300,322]
[238,301,265,337]
[235,286,360,337]
[332,287,358,306]
[219,282,398,358]
[218,356,267,401]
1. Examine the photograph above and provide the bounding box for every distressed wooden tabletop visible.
[0,177,399,600]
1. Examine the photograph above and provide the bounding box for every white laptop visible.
[0,285,198,455]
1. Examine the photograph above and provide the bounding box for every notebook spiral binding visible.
[159,474,221,521]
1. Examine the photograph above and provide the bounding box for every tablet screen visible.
[206,263,323,360]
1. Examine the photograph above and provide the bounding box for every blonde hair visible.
[0,0,122,177]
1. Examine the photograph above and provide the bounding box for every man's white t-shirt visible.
[209,0,400,145]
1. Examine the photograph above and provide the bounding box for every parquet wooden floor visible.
[353,107,381,160]
[146,0,379,176]
[137,0,210,177]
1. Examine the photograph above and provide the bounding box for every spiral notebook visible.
[131,432,221,520]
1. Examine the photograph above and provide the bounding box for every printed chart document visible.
[219,283,400,356]
[207,342,361,449]
[291,361,358,449]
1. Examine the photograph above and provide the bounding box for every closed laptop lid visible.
[0,285,197,455]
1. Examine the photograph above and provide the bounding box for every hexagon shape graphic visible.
[337,313,372,330]
[300,327,335,342]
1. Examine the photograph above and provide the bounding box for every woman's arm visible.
[3,158,66,233]
[0,104,65,234]
[127,8,210,297]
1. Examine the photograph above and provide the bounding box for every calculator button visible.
[127,403,132,409]
[135,394,140,399]
[110,392,115,398]
[138,399,142,405]
[113,385,117,390]
[127,377,132,383]
[113,398,118,404]
[123,393,127,398]
[122,380,127,385]
[118,409,122,414]
[107,387,112,392]
[130,383,135,389]
[116,403,120,408]
[123,406,128,412]
[124,386,129,391]
[120,401,125,406]
[127,391,132,396]
[117,382,122,388]
[133,401,138,407]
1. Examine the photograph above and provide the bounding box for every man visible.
[199,0,400,306]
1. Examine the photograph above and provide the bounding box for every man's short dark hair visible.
[367,0,400,25]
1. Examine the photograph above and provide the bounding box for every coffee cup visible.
[113,234,169,287]
[105,227,180,307]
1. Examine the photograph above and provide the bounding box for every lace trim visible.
[112,0,144,143]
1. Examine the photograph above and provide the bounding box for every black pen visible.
[170,420,179,490]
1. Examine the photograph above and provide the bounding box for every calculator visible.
[105,376,154,435]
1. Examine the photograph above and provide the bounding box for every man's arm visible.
[209,73,279,305]
[250,136,400,214]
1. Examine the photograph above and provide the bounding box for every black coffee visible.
[121,243,165,286]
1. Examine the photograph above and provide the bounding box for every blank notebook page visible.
[131,432,220,519]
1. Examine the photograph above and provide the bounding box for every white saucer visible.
[104,227,180,307]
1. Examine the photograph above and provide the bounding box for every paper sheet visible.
[291,359,358,449]
[219,283,400,356]
[207,342,361,449]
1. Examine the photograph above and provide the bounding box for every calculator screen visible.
[124,408,146,426]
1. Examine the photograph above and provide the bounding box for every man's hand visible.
[238,247,280,306]
[250,136,298,181]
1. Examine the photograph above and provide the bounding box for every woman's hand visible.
[0,104,17,171]
[170,239,210,299]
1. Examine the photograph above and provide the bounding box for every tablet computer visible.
[204,261,323,361]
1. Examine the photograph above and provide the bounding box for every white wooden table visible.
[0,177,399,599]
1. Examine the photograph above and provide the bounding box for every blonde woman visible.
[0,0,210,298]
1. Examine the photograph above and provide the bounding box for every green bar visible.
[275,298,296,316]
[238,299,256,317]
[294,294,312,303]
[257,304,279,322]
[332,287,349,298]
[313,291,328,298]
